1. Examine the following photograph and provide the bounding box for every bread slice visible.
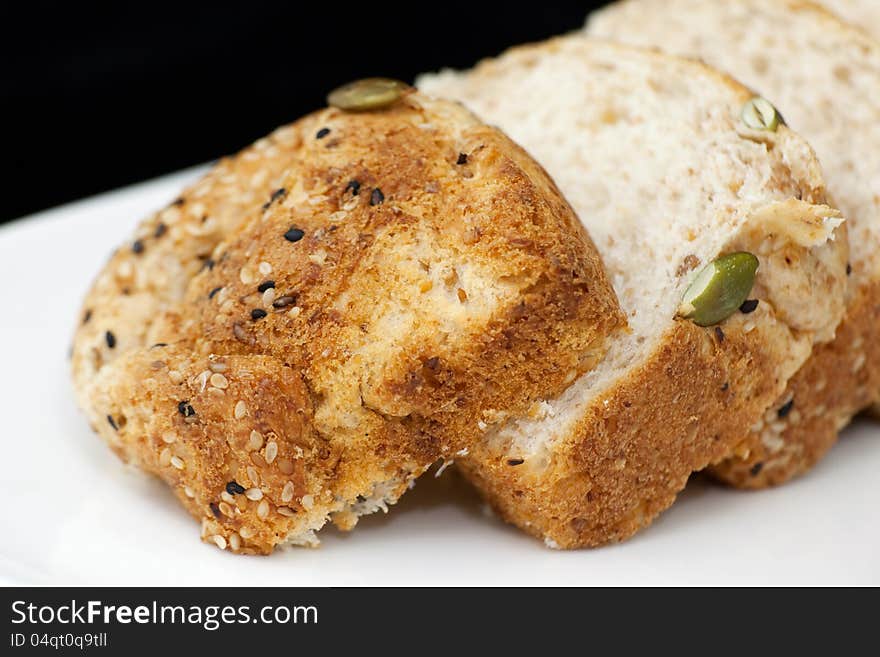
[588,0,880,487]
[76,91,624,553]
[821,0,880,39]
[419,36,849,547]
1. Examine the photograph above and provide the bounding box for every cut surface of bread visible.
[821,0,880,39]
[419,36,848,547]
[75,92,624,553]
[588,0,880,487]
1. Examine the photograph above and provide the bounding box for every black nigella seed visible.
[739,299,759,314]
[172,197,185,207]
[208,286,222,299]
[714,326,725,342]
[210,502,222,519]
[151,342,168,349]
[263,187,287,209]
[345,179,361,196]
[178,401,195,417]
[316,127,331,139]
[105,331,116,349]
[272,295,297,309]
[721,382,730,392]
[82,309,92,325]
[507,458,525,466]
[750,462,764,477]
[154,222,167,238]
[202,258,215,271]
[456,152,468,165]
[257,280,276,293]
[132,240,144,254]
[284,227,305,243]
[777,399,794,418]
[370,188,385,206]
[107,415,118,431]
[847,262,852,276]
[251,308,268,321]
[226,481,246,495]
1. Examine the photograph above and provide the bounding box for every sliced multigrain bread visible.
[419,36,849,548]
[821,0,880,39]
[588,0,880,487]
[77,91,624,553]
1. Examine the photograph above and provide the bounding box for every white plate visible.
[2,170,878,586]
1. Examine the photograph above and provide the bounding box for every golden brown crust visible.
[711,278,880,487]
[459,314,798,547]
[75,93,624,553]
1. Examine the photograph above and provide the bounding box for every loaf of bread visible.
[419,37,848,547]
[588,0,880,487]
[74,91,624,553]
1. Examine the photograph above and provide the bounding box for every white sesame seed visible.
[210,373,229,389]
[853,353,866,372]
[262,287,276,306]
[161,432,177,444]
[168,370,184,385]
[240,266,255,285]
[251,170,268,188]
[282,481,295,502]
[257,499,270,519]
[184,486,195,498]
[265,441,278,464]
[229,532,241,551]
[219,502,234,517]
[258,261,272,275]
[234,400,248,419]
[209,361,228,373]
[170,456,185,470]
[239,526,255,539]
[247,430,263,451]
[212,535,227,550]
[220,491,235,504]
[301,494,314,510]
[196,370,210,392]
[288,306,302,317]
[251,452,267,468]
[277,506,296,517]
[159,447,172,467]
[117,260,133,279]
[246,466,260,487]
[245,487,263,501]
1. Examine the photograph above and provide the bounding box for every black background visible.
[2,2,608,223]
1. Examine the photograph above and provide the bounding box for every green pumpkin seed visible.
[741,97,783,132]
[679,252,759,327]
[327,78,410,112]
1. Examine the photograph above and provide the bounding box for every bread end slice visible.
[77,92,625,553]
